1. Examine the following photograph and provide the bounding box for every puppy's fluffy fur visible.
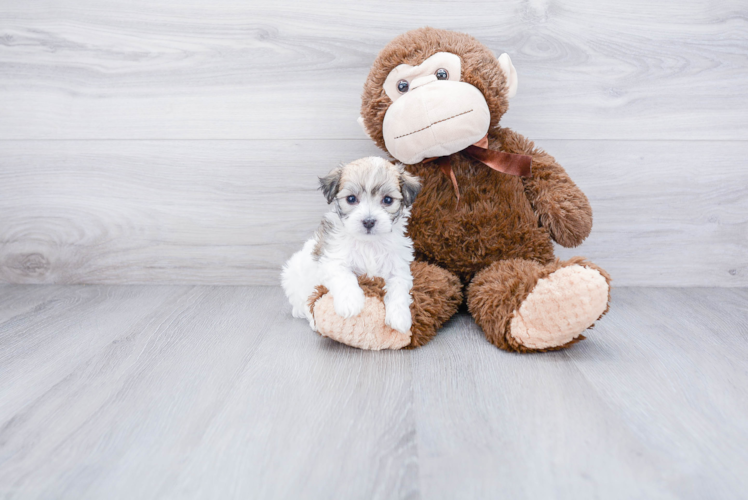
[281,157,421,333]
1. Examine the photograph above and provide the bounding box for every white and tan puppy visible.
[281,157,421,334]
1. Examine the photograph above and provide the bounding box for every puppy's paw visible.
[385,302,412,334]
[333,286,365,318]
[291,306,306,319]
[304,310,317,331]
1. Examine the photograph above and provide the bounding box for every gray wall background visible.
[1,0,746,286]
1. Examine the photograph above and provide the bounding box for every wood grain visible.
[411,287,748,499]
[0,285,417,499]
[568,288,748,499]
[0,1,746,285]
[1,285,747,498]
[0,0,746,140]
[1,139,745,286]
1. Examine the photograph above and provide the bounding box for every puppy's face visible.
[319,157,421,238]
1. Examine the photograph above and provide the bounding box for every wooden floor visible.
[0,285,746,499]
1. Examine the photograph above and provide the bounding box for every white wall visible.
[1,0,746,285]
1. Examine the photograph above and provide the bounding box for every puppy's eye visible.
[382,196,393,206]
[346,195,358,204]
[397,80,409,93]
[435,68,449,80]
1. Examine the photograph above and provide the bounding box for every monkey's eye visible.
[382,195,393,206]
[346,195,358,204]
[435,68,449,80]
[397,80,409,93]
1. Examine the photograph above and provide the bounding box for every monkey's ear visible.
[319,167,343,204]
[357,116,371,138]
[399,170,422,207]
[498,53,518,98]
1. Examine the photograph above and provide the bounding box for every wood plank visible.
[411,287,748,499]
[0,284,67,322]
[0,0,746,140]
[412,314,674,499]
[1,139,745,286]
[0,139,376,285]
[0,285,416,499]
[0,286,201,420]
[567,287,748,499]
[552,140,748,286]
[1,285,747,498]
[0,285,280,497]
[158,291,416,500]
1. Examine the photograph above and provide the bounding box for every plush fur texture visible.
[314,27,611,352]
[309,261,463,350]
[467,257,611,352]
[361,28,512,153]
[312,288,412,350]
[406,128,593,283]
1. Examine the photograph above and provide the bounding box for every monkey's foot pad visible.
[509,264,609,350]
[313,295,411,350]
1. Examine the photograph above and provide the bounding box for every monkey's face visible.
[360,28,518,165]
[382,52,491,165]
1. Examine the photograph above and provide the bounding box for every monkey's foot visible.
[509,264,609,350]
[468,257,611,352]
[308,262,463,350]
[313,294,411,350]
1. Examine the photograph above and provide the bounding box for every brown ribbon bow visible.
[423,135,533,204]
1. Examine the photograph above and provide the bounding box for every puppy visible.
[281,157,421,334]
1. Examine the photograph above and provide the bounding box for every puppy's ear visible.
[319,166,343,204]
[399,170,421,207]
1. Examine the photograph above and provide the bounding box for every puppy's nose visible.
[362,218,376,230]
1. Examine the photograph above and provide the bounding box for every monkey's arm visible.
[495,127,592,248]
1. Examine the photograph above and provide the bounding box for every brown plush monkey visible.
[311,27,611,352]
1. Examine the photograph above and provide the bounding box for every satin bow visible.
[423,135,533,204]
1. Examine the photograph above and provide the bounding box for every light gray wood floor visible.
[1,285,746,499]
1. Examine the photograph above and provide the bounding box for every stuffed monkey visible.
[310,27,611,352]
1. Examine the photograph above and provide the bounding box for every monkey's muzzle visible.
[382,78,491,165]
